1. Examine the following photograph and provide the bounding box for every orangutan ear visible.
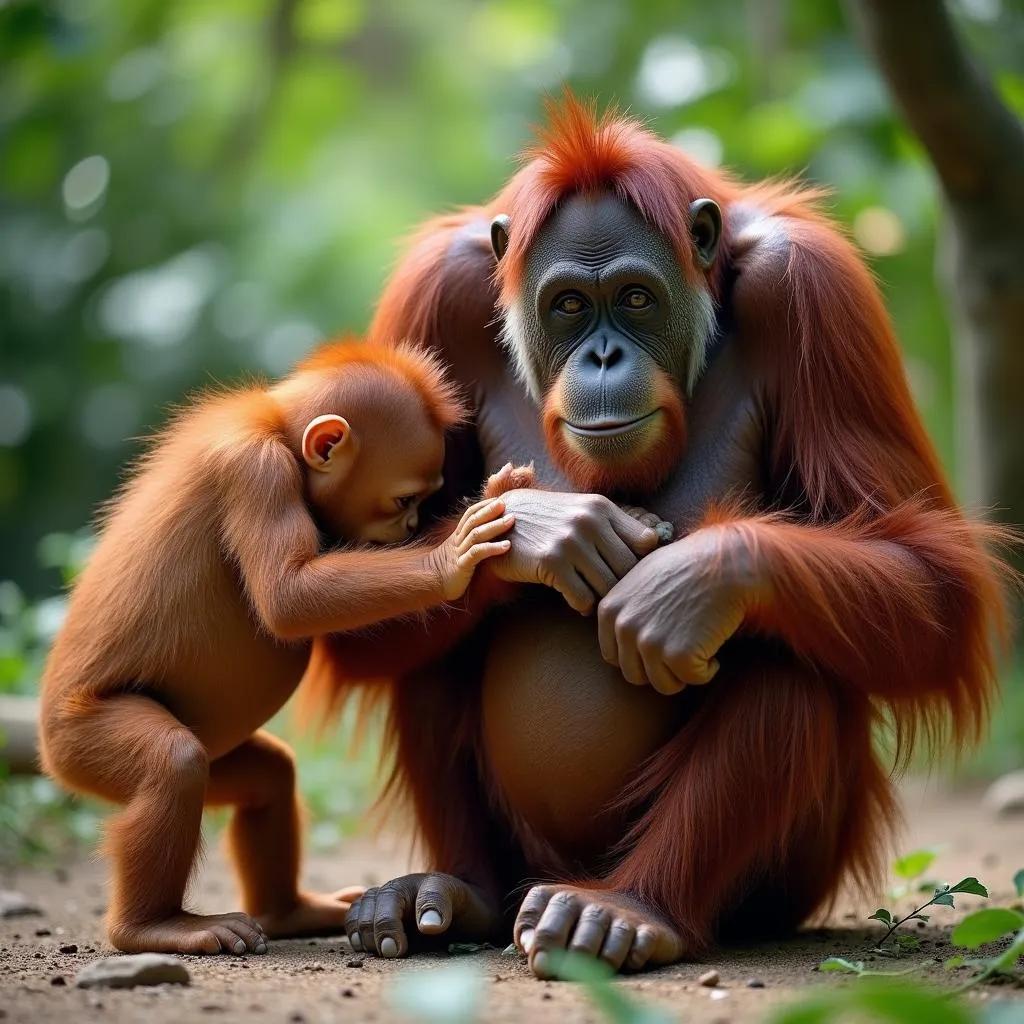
[689,199,723,270]
[491,214,511,262]
[301,415,353,472]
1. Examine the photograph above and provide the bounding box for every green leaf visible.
[547,952,672,1024]
[909,913,929,922]
[771,999,834,1024]
[386,963,485,1024]
[944,955,965,970]
[895,935,919,950]
[951,908,1024,949]
[501,943,521,957]
[948,877,989,898]
[853,981,975,1024]
[1014,869,1024,899]
[819,957,864,974]
[446,942,492,955]
[932,893,955,907]
[893,849,937,880]
[869,908,893,925]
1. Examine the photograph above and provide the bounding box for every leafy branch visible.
[869,876,989,954]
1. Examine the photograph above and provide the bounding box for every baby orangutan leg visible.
[44,694,266,955]
[206,731,361,938]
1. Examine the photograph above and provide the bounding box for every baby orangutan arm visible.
[220,436,513,639]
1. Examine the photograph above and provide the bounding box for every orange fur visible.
[38,338,475,955]
[313,95,1013,961]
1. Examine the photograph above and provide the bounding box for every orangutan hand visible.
[344,873,500,958]
[485,489,659,615]
[597,525,760,693]
[618,505,674,545]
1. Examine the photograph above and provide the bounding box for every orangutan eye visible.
[553,293,587,316]
[622,289,653,310]
[395,495,417,511]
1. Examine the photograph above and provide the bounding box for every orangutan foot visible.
[513,885,685,977]
[345,873,501,958]
[108,910,267,955]
[257,886,364,939]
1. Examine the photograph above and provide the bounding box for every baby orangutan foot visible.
[108,910,268,956]
[257,886,364,939]
[513,885,684,977]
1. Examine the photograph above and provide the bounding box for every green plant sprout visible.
[865,849,989,956]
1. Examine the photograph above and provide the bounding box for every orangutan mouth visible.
[561,410,661,438]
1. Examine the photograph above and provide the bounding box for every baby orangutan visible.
[39,339,517,956]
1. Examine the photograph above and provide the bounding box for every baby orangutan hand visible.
[430,498,516,601]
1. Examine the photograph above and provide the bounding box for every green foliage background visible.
[2,0,1023,834]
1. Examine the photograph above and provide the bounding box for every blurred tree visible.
[1,0,1021,599]
[848,0,1024,588]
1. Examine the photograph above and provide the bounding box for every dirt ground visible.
[2,780,1023,1024]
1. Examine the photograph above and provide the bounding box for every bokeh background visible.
[2,0,1023,859]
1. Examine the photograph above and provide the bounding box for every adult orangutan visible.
[305,97,1010,976]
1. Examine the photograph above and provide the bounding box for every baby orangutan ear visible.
[301,414,354,473]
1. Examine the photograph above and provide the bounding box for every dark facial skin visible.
[495,193,721,465]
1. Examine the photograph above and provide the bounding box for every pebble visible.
[35,928,52,937]
[0,891,43,919]
[698,969,720,987]
[50,975,67,986]
[746,978,766,988]
[346,957,364,968]
[75,953,191,989]
[341,988,356,998]
[60,944,78,954]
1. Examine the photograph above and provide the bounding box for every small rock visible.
[75,953,190,989]
[0,891,43,919]
[201,1005,225,1013]
[984,770,1024,815]
[542,992,553,1000]
[710,989,729,1001]
[346,957,364,968]
[698,969,720,987]
[60,944,78,954]
[341,988,356,998]
[306,961,324,972]
[289,1014,306,1023]
[746,979,765,988]
[33,952,43,959]
[35,928,52,937]
[50,975,67,986]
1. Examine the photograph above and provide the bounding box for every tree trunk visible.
[0,696,40,775]
[846,0,1024,590]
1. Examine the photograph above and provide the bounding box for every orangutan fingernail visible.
[419,910,442,929]
[520,928,534,953]
[533,950,551,976]
[350,934,363,951]
[380,937,398,957]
